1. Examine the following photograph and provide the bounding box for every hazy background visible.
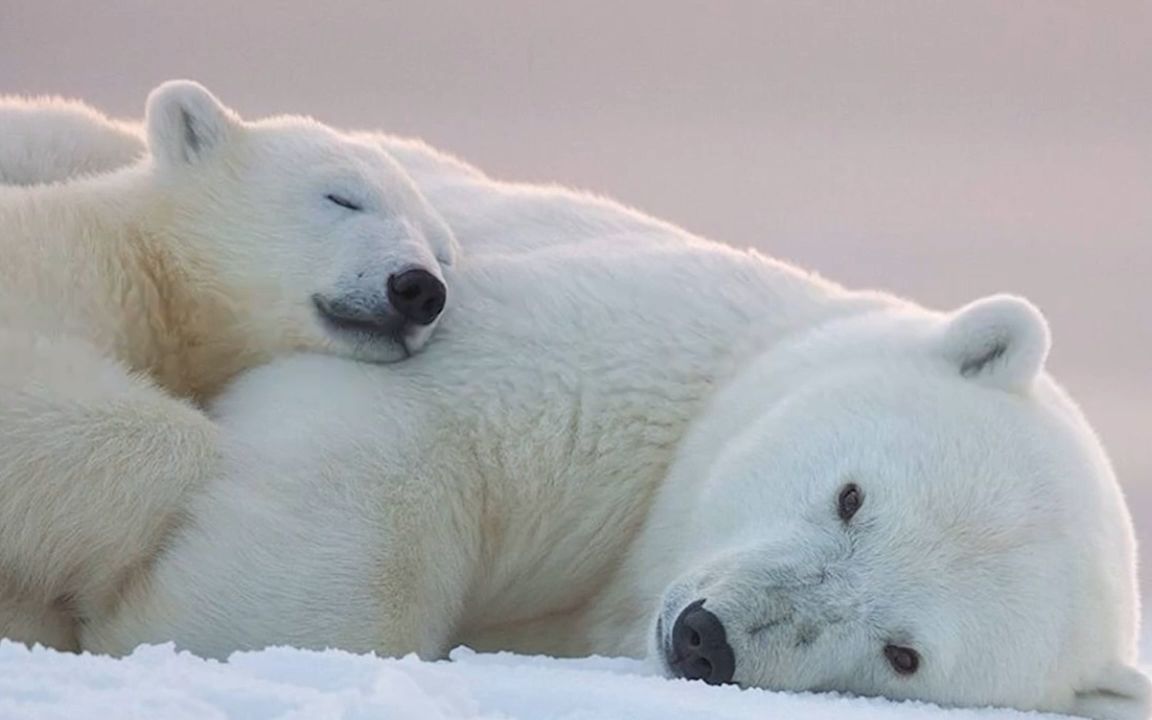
[2,2,1149,591]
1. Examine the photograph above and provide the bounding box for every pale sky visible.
[3,1,1150,586]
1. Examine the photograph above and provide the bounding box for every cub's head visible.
[143,80,457,363]
[652,295,1148,720]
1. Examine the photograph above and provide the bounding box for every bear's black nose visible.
[387,269,446,326]
[668,599,735,685]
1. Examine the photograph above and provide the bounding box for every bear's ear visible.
[144,80,240,168]
[1071,663,1152,720]
[937,294,1050,391]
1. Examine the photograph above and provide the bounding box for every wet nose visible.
[668,600,735,685]
[387,269,446,326]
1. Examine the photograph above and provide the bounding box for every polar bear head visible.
[143,80,457,363]
[650,295,1148,720]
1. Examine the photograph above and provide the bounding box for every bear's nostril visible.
[394,283,421,300]
[667,600,735,685]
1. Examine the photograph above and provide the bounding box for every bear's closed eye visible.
[326,194,363,212]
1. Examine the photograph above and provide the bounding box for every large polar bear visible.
[28,121,1139,719]
[0,83,456,651]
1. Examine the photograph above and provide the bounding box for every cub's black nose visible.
[668,600,735,685]
[387,269,446,326]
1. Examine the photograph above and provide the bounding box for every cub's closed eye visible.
[837,483,863,522]
[326,194,363,212]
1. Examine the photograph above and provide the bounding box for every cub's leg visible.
[0,328,218,648]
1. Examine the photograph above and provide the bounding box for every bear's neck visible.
[2,168,249,403]
[452,245,890,657]
[118,211,262,403]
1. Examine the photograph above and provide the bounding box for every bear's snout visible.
[667,599,736,686]
[387,269,446,326]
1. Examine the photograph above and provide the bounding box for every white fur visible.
[2,96,1144,719]
[0,83,456,649]
[0,95,144,185]
[33,126,1140,719]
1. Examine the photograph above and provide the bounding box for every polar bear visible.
[0,95,145,185]
[75,138,1148,720]
[0,81,456,650]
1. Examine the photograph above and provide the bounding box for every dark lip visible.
[312,295,409,352]
[655,614,676,675]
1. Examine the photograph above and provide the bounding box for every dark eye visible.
[837,483,863,522]
[884,645,920,676]
[326,194,363,212]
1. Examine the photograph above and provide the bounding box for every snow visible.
[0,641,1085,720]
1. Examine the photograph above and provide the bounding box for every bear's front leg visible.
[80,358,479,661]
[81,456,476,660]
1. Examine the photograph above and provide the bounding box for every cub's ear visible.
[1071,663,1152,720]
[937,294,1050,391]
[144,80,240,167]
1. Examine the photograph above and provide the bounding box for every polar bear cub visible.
[0,80,456,650]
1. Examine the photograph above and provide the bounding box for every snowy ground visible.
[0,641,1095,720]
